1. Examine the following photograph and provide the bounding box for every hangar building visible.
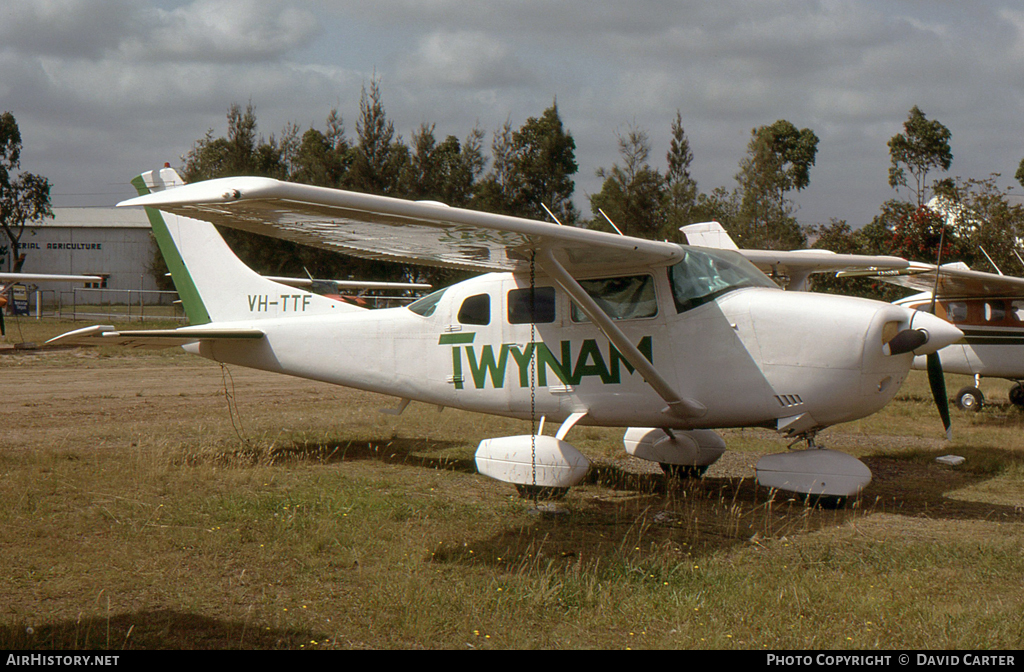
[2,207,170,307]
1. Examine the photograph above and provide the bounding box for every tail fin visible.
[129,167,364,324]
[679,222,739,250]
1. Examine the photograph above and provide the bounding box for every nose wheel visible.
[955,386,984,412]
[660,463,709,479]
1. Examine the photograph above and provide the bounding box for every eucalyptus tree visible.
[508,102,579,224]
[734,119,818,249]
[0,112,53,273]
[663,111,698,237]
[589,126,665,238]
[402,124,486,207]
[887,105,953,207]
[475,104,579,224]
[347,78,409,196]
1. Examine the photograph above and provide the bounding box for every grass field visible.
[1,319,1022,649]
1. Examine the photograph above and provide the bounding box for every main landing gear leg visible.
[785,432,848,509]
[788,430,821,451]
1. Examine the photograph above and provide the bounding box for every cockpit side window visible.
[668,247,777,313]
[570,275,657,322]
[458,294,491,325]
[945,301,967,323]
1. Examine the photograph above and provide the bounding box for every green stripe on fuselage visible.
[438,332,476,345]
[130,175,211,325]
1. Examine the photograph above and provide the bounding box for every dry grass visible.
[1,320,1022,649]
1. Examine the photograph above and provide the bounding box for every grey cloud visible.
[0,0,142,59]
[396,31,535,89]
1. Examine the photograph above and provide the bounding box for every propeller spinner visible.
[883,310,960,440]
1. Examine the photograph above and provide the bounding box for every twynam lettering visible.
[441,334,653,390]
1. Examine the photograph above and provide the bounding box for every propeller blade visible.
[927,351,952,441]
[884,328,928,356]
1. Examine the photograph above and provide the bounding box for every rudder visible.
[130,167,363,324]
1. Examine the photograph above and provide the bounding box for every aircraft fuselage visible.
[900,296,1024,380]
[188,268,926,434]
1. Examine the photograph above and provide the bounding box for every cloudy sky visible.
[3,0,1024,230]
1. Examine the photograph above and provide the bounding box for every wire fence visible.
[34,288,187,323]
[21,287,419,322]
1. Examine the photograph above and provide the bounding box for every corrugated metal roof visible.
[34,208,151,229]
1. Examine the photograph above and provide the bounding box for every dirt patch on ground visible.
[2,348,1021,522]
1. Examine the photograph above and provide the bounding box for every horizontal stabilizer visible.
[47,325,264,350]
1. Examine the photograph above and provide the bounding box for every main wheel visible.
[660,463,709,479]
[955,386,984,411]
[803,493,847,509]
[1009,383,1024,409]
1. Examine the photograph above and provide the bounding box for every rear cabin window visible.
[507,286,556,324]
[570,275,657,322]
[458,294,491,325]
[985,301,1006,323]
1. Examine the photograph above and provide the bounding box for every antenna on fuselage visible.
[979,246,1003,275]
[540,203,563,226]
[597,208,625,236]
[1013,249,1024,272]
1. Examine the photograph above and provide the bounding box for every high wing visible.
[842,261,1024,298]
[46,324,265,350]
[119,172,707,418]
[119,176,685,275]
[265,277,432,291]
[0,273,103,283]
[681,222,908,290]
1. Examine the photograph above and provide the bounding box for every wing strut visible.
[536,249,706,419]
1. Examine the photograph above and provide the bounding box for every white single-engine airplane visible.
[49,168,963,502]
[849,261,1024,411]
[0,272,103,336]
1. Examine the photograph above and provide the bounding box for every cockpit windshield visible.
[668,247,777,313]
[407,287,447,317]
